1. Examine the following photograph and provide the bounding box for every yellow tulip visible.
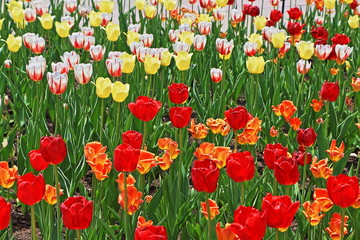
[89,11,102,27]
[144,4,156,19]
[343,0,352,3]
[99,0,114,13]
[135,0,146,10]
[219,53,231,60]
[39,13,54,30]
[96,77,113,98]
[6,34,22,52]
[164,0,177,11]
[179,31,195,45]
[324,0,335,9]
[216,0,229,7]
[246,56,265,74]
[105,22,120,41]
[111,82,130,102]
[254,16,267,31]
[126,31,140,45]
[161,50,173,66]
[248,33,263,50]
[348,15,359,29]
[174,51,193,71]
[144,56,161,75]
[296,41,314,60]
[55,21,71,38]
[6,0,22,12]
[9,7,24,23]
[271,32,287,48]
[197,14,213,23]
[180,17,193,25]
[119,53,136,73]
[0,19,4,30]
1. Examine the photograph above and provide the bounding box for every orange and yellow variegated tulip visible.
[351,77,360,92]
[116,173,136,192]
[310,157,333,179]
[88,153,112,180]
[193,142,231,168]
[270,126,279,137]
[194,142,215,161]
[155,152,173,171]
[188,119,209,139]
[43,184,64,205]
[302,201,326,226]
[157,138,180,159]
[310,99,324,112]
[137,216,153,227]
[325,213,348,240]
[118,186,143,215]
[206,118,229,135]
[84,141,107,162]
[272,100,297,121]
[137,150,157,174]
[211,147,231,168]
[236,117,262,145]
[200,199,220,220]
[351,188,360,208]
[0,162,18,188]
[313,188,334,212]
[215,222,239,240]
[289,117,302,131]
[145,195,152,203]
[326,139,345,162]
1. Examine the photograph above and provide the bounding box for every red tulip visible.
[320,81,340,102]
[230,206,266,240]
[274,157,300,185]
[168,82,189,104]
[270,9,283,22]
[17,173,45,205]
[331,34,350,45]
[40,136,67,165]
[169,107,192,128]
[261,193,300,231]
[135,225,168,240]
[310,26,329,40]
[61,196,93,230]
[226,152,255,182]
[122,130,143,149]
[287,22,305,35]
[0,197,11,230]
[114,143,140,172]
[263,143,288,170]
[287,7,303,20]
[128,96,162,122]
[326,174,359,208]
[292,149,312,166]
[191,159,220,193]
[224,106,248,131]
[297,128,317,147]
[28,149,49,171]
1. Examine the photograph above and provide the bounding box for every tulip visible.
[170,107,193,128]
[310,157,333,179]
[325,212,349,239]
[271,32,287,48]
[270,9,283,22]
[326,139,345,162]
[224,106,248,130]
[39,13,54,29]
[26,62,45,81]
[99,0,114,13]
[135,224,168,239]
[23,34,37,49]
[128,24,141,33]
[293,150,312,166]
[9,7,24,23]
[193,35,207,51]
[74,63,93,84]
[52,62,69,74]
[29,37,45,54]
[263,143,289,169]
[287,21,305,36]
[0,162,18,188]
[83,36,95,51]
[135,0,146,9]
[114,143,141,172]
[106,58,123,77]
[334,45,353,61]
[122,130,143,149]
[144,4,156,19]
[144,55,161,74]
[326,174,359,208]
[188,119,210,140]
[314,44,332,60]
[324,0,335,9]
[61,51,80,70]
[55,21,71,38]
[254,16,267,30]
[47,72,68,95]
[81,27,94,36]
[105,22,120,41]
[198,21,212,35]
[348,15,359,28]
[126,31,140,46]
[25,8,36,22]
[160,50,173,66]
[17,173,45,205]
[6,34,22,52]
[296,59,311,74]
[0,197,11,230]
[210,68,222,83]
[320,81,340,102]
[243,42,257,56]
[118,186,143,215]
[4,60,11,68]
[96,77,113,98]
[111,82,130,102]
[191,159,220,193]
[296,41,314,60]
[61,196,93,230]
[296,128,316,147]
[216,223,238,240]
[44,184,64,205]
[89,11,102,27]
[213,8,226,20]
[128,96,162,122]
[246,56,265,74]
[168,82,189,104]
[226,152,255,182]
[216,38,234,56]
[40,136,67,165]
[69,32,85,49]
[287,7,303,20]
[261,193,300,231]
[28,149,49,171]
[90,45,106,61]
[119,53,136,73]
[140,33,154,47]
[200,199,220,220]
[78,5,91,17]
[274,157,300,185]
[231,206,266,240]
[65,0,77,13]
[351,77,360,92]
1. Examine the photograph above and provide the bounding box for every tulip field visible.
[1,0,360,239]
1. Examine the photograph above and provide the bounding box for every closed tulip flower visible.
[114,143,141,172]
[296,41,314,60]
[296,59,311,74]
[135,0,146,10]
[119,53,136,73]
[324,0,335,9]
[40,136,67,165]
[89,11,102,27]
[126,31,140,46]
[164,0,177,10]
[17,173,45,205]
[0,197,11,230]
[69,32,85,49]
[61,196,93,230]
[174,51,193,71]
[160,50,173,66]
[6,34,22,52]
[0,162,18,189]
[111,82,130,102]
[271,32,287,48]
[122,130,143,149]
[90,45,106,61]
[106,58,123,77]
[24,8,36,22]
[191,159,220,193]
[216,38,234,56]
[168,82,189,104]
[193,35,207,51]
[314,45,332,60]
[65,0,77,12]
[144,55,161,74]
[9,7,24,23]
[128,96,162,121]
[179,31,195,45]
[334,45,353,61]
[224,106,248,130]
[83,36,95,51]
[28,149,49,171]
[47,72,68,95]
[144,4,156,19]
[226,152,255,182]
[243,42,257,56]
[61,51,80,70]
[96,77,113,98]
[99,0,114,13]
[297,128,317,147]
[210,68,222,83]
[55,21,71,38]
[326,174,359,208]
[74,63,93,84]
[261,193,300,231]
[254,16,267,30]
[263,143,288,169]
[105,22,120,41]
[140,33,153,47]
[320,81,340,102]
[198,21,212,35]
[274,157,300,185]
[135,225,168,240]
[29,37,45,54]
[231,206,266,240]
[348,15,359,28]
[39,13,54,29]
[170,107,193,128]
[246,56,265,74]
[26,62,45,81]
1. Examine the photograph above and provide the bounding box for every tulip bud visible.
[47,72,68,95]
[64,0,77,13]
[144,55,161,74]
[55,21,71,38]
[61,196,93,230]
[90,45,106,61]
[198,21,212,35]
[210,68,222,83]
[74,63,93,84]
[69,32,85,49]
[320,81,340,102]
[296,59,311,74]
[111,82,130,102]
[61,51,80,70]
[29,36,45,54]
[27,62,45,81]
[4,60,11,68]
[106,58,123,77]
[254,16,267,30]
[297,128,317,147]
[213,8,226,21]
[144,4,156,19]
[246,56,265,74]
[243,42,258,56]
[6,34,22,53]
[193,35,207,51]
[24,8,36,22]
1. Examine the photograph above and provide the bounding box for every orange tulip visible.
[155,152,173,171]
[326,139,345,162]
[206,118,230,135]
[313,188,334,212]
[351,188,360,208]
[137,150,157,174]
[351,77,360,91]
[289,117,302,131]
[236,117,262,145]
[43,184,64,205]
[193,142,231,168]
[215,222,239,240]
[116,173,136,192]
[87,153,112,180]
[310,157,333,179]
[188,119,209,139]
[0,162,18,188]
[118,186,143,215]
[270,126,279,137]
[145,195,153,203]
[137,216,153,227]
[271,100,297,121]
[325,213,348,240]
[302,201,326,226]
[194,142,215,161]
[84,141,107,161]
[310,99,324,112]
[329,68,339,75]
[157,138,180,159]
[200,199,220,220]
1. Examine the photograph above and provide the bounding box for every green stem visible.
[92,173,97,215]
[182,70,186,84]
[275,229,279,240]
[301,148,308,201]
[325,101,330,140]
[221,60,226,117]
[147,74,152,96]
[123,172,129,239]
[54,165,62,240]
[205,192,212,240]
[233,130,237,153]
[76,229,81,240]
[100,98,105,142]
[31,205,37,240]
[273,176,278,195]
[143,121,147,149]
[240,182,245,205]
[355,209,359,240]
[178,127,184,193]
[115,102,121,144]
[296,73,305,113]
[340,208,346,240]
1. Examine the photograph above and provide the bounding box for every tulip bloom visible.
[351,77,360,92]
[28,149,49,171]
[193,35,207,51]
[325,213,349,239]
[89,11,102,27]
[348,15,359,28]
[47,72,68,95]
[111,82,130,102]
[83,36,95,51]
[326,174,359,208]
[25,8,36,22]
[105,22,120,41]
[135,224,168,239]
[224,106,248,131]
[287,7,303,20]
[226,152,255,182]
[69,32,85,49]
[74,63,93,84]
[106,58,123,77]
[320,81,340,102]
[188,119,210,140]
[55,21,71,38]
[128,96,162,122]
[246,56,265,74]
[52,62,69,74]
[122,130,143,149]
[326,139,345,162]
[243,42,258,56]
[61,196,93,230]
[216,38,234,56]
[0,162,18,188]
[216,223,238,240]
[334,45,353,62]
[137,150,157,174]
[114,143,141,172]
[210,68,222,83]
[297,128,317,147]
[17,173,45,205]
[96,77,113,98]
[261,193,300,231]
[173,51,193,71]
[61,51,80,70]
[254,16,267,30]
[296,59,311,74]
[200,199,219,220]
[44,184,64,205]
[26,62,45,82]
[310,157,333,179]
[168,82,189,104]
[39,13,54,29]
[40,136,67,165]
[191,159,220,193]
[170,107,193,128]
[140,33,154,47]
[90,45,106,61]
[0,197,11,230]
[119,53,136,73]
[29,37,45,54]
[144,55,161,74]
[274,157,300,185]
[198,21,212,35]
[314,45,332,60]
[230,206,266,240]
[118,186,143,214]
[6,34,22,52]
[296,41,314,60]
[65,0,77,12]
